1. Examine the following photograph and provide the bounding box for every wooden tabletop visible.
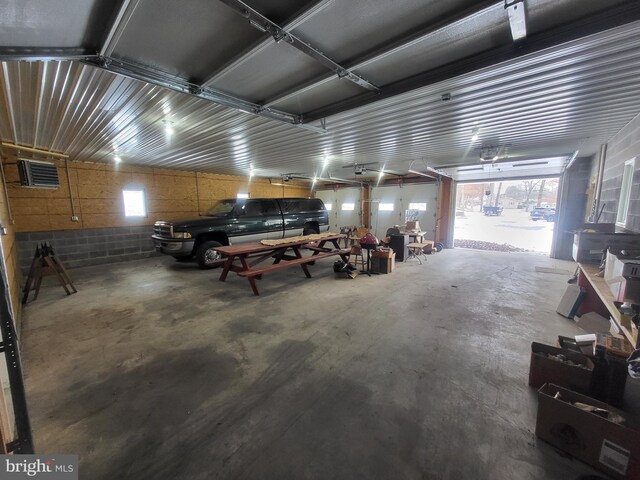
[216,233,345,256]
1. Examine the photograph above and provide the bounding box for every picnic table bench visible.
[216,233,349,295]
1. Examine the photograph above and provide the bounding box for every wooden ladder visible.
[21,242,77,304]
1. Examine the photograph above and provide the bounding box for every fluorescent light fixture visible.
[237,193,249,199]
[114,155,122,163]
[506,0,527,41]
[511,161,549,168]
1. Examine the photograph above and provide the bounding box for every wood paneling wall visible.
[0,157,310,233]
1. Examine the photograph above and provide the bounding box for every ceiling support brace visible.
[217,0,379,92]
[202,0,334,86]
[80,56,327,134]
[100,0,144,57]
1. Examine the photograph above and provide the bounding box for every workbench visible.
[578,263,638,347]
[216,234,349,296]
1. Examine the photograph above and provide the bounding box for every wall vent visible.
[17,159,60,188]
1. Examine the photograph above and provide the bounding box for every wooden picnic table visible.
[216,233,349,296]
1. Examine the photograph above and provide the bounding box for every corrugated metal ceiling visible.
[1,0,639,181]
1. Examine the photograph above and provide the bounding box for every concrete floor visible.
[19,249,639,479]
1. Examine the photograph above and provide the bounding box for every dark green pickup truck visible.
[152,197,329,268]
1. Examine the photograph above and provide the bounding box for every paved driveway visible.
[454,208,555,253]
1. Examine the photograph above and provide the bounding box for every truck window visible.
[204,200,236,217]
[260,200,279,215]
[281,199,301,213]
[239,200,262,216]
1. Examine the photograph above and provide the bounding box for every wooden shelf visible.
[578,263,637,347]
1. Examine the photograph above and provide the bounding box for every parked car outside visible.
[530,207,556,222]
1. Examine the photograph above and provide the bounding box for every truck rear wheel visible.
[303,223,319,235]
[196,241,224,269]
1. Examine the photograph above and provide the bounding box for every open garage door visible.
[369,183,439,240]
[454,179,559,253]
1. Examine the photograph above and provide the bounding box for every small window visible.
[379,203,394,211]
[237,193,249,199]
[409,202,427,211]
[325,203,332,211]
[123,189,146,217]
[616,158,636,227]
[342,203,355,211]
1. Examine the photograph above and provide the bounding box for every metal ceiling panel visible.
[352,6,511,87]
[209,42,329,103]
[526,0,630,36]
[110,0,263,82]
[0,0,118,50]
[288,0,488,65]
[267,78,365,115]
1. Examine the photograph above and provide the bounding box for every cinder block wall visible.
[600,112,640,232]
[1,156,310,273]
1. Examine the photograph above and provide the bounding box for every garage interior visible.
[1,0,640,479]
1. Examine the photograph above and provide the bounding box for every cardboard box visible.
[372,248,394,258]
[528,342,594,393]
[370,252,395,274]
[536,384,640,479]
[405,221,420,232]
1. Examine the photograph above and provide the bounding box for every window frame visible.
[122,188,147,217]
[616,157,636,227]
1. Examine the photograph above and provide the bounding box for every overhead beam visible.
[298,1,640,122]
[202,0,334,86]
[217,0,379,92]
[0,142,69,158]
[0,48,95,62]
[81,56,326,134]
[100,0,144,57]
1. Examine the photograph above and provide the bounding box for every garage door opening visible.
[454,178,559,254]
